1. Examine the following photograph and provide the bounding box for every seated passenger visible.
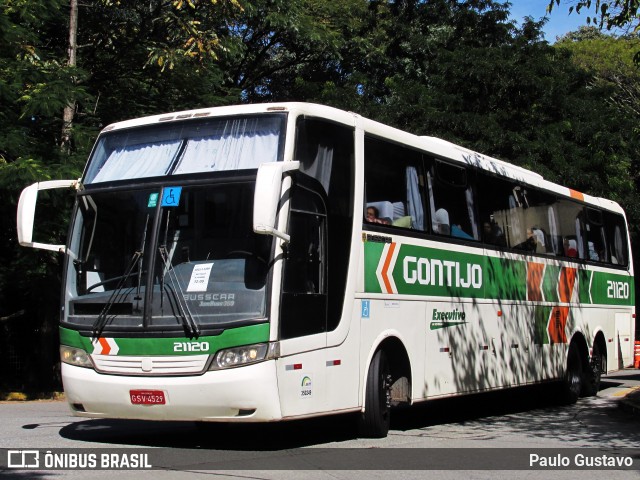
[482,220,506,246]
[451,224,474,240]
[366,206,390,225]
[532,228,546,253]
[433,208,450,235]
[564,238,578,258]
[516,228,543,253]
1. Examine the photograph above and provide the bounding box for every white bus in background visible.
[17,103,635,437]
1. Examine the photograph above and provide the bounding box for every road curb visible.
[0,392,65,402]
[618,387,640,417]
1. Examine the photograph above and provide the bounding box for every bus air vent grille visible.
[91,354,209,376]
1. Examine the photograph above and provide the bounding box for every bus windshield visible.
[83,115,285,184]
[64,180,273,333]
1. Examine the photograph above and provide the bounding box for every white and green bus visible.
[17,103,635,437]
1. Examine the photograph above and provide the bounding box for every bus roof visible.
[100,102,625,216]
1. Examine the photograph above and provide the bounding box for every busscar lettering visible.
[182,293,235,302]
[182,292,236,307]
[403,255,482,289]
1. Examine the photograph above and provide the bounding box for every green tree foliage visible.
[553,27,640,271]
[556,27,640,118]
[0,0,85,391]
[548,0,640,33]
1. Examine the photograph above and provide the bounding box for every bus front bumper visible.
[61,360,282,422]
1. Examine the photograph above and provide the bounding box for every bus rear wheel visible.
[583,342,604,397]
[358,349,392,438]
[561,343,582,404]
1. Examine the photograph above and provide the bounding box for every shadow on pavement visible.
[56,383,586,450]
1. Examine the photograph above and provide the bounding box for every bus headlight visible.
[210,343,277,370]
[60,345,93,368]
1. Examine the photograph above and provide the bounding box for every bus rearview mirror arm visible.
[17,179,81,252]
[253,161,300,244]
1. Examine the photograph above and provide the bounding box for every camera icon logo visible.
[7,450,40,468]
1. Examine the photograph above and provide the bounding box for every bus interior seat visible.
[391,202,412,228]
[392,202,405,219]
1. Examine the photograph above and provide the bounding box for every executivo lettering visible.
[403,256,482,289]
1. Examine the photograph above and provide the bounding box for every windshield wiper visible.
[91,252,141,338]
[92,214,150,338]
[157,246,200,338]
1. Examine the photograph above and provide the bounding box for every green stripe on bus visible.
[590,271,636,305]
[363,241,634,306]
[542,265,561,303]
[364,241,385,294]
[578,270,592,304]
[485,256,526,301]
[533,306,552,345]
[59,322,270,356]
[390,244,489,299]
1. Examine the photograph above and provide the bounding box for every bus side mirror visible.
[17,179,79,252]
[253,161,300,243]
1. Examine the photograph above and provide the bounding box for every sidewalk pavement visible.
[618,386,640,416]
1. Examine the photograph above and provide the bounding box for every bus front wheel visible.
[358,349,392,438]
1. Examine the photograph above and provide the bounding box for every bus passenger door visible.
[276,181,329,417]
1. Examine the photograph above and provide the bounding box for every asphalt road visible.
[1,369,639,480]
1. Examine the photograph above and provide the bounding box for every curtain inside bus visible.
[84,116,284,184]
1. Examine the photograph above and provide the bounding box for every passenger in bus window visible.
[482,220,506,246]
[434,208,451,235]
[366,206,390,225]
[516,228,544,253]
[563,238,578,258]
[451,224,473,239]
[531,228,546,254]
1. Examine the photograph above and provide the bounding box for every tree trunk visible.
[61,0,78,153]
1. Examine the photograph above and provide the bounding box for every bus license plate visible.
[130,390,166,405]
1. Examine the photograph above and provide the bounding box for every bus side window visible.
[603,211,628,267]
[555,199,586,260]
[428,161,479,240]
[585,208,607,263]
[476,172,512,247]
[364,136,425,231]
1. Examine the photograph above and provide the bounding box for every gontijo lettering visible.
[403,256,482,288]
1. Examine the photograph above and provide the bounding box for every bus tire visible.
[583,342,604,397]
[561,343,582,404]
[358,349,392,438]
